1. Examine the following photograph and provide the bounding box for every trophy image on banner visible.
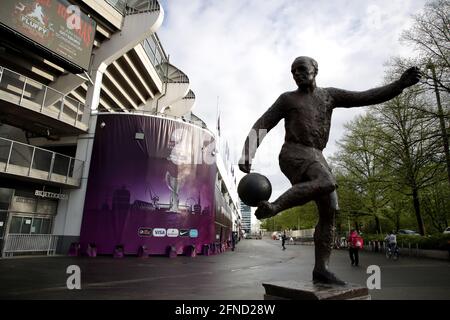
[165,171,182,212]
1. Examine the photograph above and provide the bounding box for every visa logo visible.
[153,228,166,237]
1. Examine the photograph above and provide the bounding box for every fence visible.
[0,137,83,187]
[125,0,160,15]
[356,240,449,260]
[142,34,168,81]
[2,234,59,257]
[105,0,127,14]
[0,66,86,130]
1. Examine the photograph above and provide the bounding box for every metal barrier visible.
[0,66,86,130]
[125,111,214,135]
[125,0,160,15]
[105,0,127,14]
[142,34,168,81]
[0,137,84,187]
[2,234,59,257]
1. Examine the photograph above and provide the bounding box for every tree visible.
[260,203,318,231]
[372,88,445,235]
[396,0,450,184]
[400,0,450,93]
[331,114,391,234]
[421,179,450,232]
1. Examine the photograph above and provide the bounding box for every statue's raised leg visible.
[255,162,336,219]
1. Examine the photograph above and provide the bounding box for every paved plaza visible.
[0,239,449,300]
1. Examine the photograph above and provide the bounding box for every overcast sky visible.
[158,0,427,201]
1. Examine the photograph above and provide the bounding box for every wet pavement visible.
[0,238,449,300]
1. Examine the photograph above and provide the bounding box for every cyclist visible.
[385,231,397,250]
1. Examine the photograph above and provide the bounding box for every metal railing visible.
[0,66,86,129]
[164,68,190,83]
[105,0,127,14]
[125,0,160,15]
[0,137,84,187]
[125,110,214,135]
[158,62,189,84]
[142,34,168,81]
[2,234,59,257]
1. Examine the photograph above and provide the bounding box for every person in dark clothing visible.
[231,232,237,251]
[281,231,287,250]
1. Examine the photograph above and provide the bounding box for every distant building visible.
[240,201,251,234]
[251,212,261,234]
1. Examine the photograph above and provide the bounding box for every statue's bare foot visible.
[255,201,276,220]
[313,269,346,286]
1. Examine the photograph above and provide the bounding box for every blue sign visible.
[189,229,198,238]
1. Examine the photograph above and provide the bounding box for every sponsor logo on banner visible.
[189,229,198,238]
[167,228,179,237]
[153,228,166,237]
[138,228,152,237]
[179,229,189,237]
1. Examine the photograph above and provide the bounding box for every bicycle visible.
[385,243,399,260]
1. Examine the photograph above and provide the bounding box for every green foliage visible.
[260,203,318,231]
[364,234,386,242]
[363,233,450,251]
[396,234,450,250]
[332,86,449,236]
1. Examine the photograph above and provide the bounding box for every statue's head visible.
[291,56,318,88]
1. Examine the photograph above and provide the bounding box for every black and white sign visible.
[179,229,189,237]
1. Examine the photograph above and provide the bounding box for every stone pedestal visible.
[263,281,370,300]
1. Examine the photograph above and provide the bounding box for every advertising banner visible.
[0,0,96,70]
[80,114,218,255]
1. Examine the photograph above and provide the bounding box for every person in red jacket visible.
[348,230,363,266]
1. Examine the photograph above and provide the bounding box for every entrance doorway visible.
[0,211,7,256]
[8,215,52,235]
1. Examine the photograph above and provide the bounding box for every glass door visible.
[8,215,52,234]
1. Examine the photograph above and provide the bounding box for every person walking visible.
[281,231,287,250]
[348,230,363,266]
[231,232,237,251]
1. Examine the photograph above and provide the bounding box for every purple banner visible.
[80,114,218,255]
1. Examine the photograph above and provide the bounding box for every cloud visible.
[158,0,426,201]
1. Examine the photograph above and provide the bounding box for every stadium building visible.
[0,0,240,257]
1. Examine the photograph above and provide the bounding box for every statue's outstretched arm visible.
[328,67,420,108]
[239,94,286,173]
